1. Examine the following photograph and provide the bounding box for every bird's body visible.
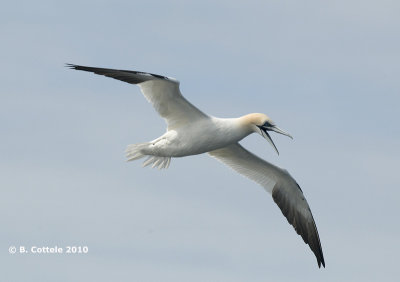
[68,64,325,268]
[136,116,250,158]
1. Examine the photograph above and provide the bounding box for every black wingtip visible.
[65,63,91,72]
[65,63,77,69]
[320,256,326,268]
[317,250,325,268]
[315,239,325,268]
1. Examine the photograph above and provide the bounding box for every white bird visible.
[68,64,325,268]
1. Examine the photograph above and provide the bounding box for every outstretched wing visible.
[67,64,207,130]
[209,143,325,268]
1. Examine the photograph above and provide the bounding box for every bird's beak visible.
[259,125,293,155]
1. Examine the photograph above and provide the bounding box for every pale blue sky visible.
[1,0,399,281]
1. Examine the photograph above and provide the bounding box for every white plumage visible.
[68,64,325,268]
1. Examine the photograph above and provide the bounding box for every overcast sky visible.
[1,0,399,281]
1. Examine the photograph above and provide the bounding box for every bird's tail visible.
[125,143,171,169]
[126,143,149,161]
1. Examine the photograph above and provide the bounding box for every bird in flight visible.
[67,64,325,268]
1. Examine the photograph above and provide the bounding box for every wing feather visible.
[209,143,325,267]
[67,64,207,129]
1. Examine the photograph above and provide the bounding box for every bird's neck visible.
[211,116,254,140]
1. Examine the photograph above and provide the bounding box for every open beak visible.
[259,125,293,155]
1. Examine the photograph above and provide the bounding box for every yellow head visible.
[241,113,293,155]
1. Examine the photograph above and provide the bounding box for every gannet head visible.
[242,113,293,155]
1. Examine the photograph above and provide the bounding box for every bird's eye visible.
[263,121,273,127]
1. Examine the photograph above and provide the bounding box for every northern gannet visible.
[67,64,325,268]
